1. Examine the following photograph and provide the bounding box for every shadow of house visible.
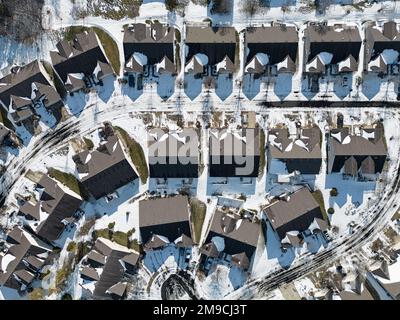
[263,187,327,249]
[138,195,193,252]
[50,31,115,95]
[267,126,322,176]
[365,21,400,75]
[73,134,138,200]
[17,174,83,243]
[200,209,260,271]
[0,227,52,294]
[244,24,298,77]
[209,127,260,178]
[0,60,64,129]
[80,237,140,300]
[327,126,387,178]
[148,128,199,179]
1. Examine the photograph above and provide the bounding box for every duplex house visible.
[148,128,199,178]
[209,128,260,177]
[263,187,326,247]
[50,30,114,93]
[73,135,138,200]
[80,237,140,300]
[365,21,400,73]
[123,22,176,75]
[138,195,193,251]
[0,227,52,292]
[327,126,387,178]
[304,24,361,74]
[17,174,83,242]
[200,208,260,270]
[244,24,298,75]
[185,26,237,75]
[0,60,64,126]
[268,126,322,175]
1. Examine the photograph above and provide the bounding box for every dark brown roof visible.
[106,282,127,297]
[186,26,236,43]
[264,187,321,233]
[138,195,190,228]
[246,25,298,43]
[330,127,387,157]
[231,252,250,270]
[0,60,61,109]
[20,174,83,241]
[209,128,260,157]
[269,126,321,159]
[0,227,51,289]
[123,23,174,44]
[81,266,101,281]
[87,250,106,266]
[74,135,136,182]
[207,210,260,249]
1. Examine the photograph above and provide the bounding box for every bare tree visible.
[241,0,260,17]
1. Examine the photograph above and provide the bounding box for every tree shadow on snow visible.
[207,0,233,25]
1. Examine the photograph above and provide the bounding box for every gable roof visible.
[209,128,260,157]
[51,31,111,82]
[306,24,361,64]
[365,22,400,62]
[268,126,322,160]
[207,210,260,251]
[186,26,236,43]
[0,60,61,109]
[329,127,387,157]
[138,195,190,228]
[18,174,83,241]
[0,227,51,289]
[263,187,322,234]
[123,23,174,44]
[74,135,137,183]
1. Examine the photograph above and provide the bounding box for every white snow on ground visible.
[196,263,247,299]
[294,277,317,299]
[2,0,400,300]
